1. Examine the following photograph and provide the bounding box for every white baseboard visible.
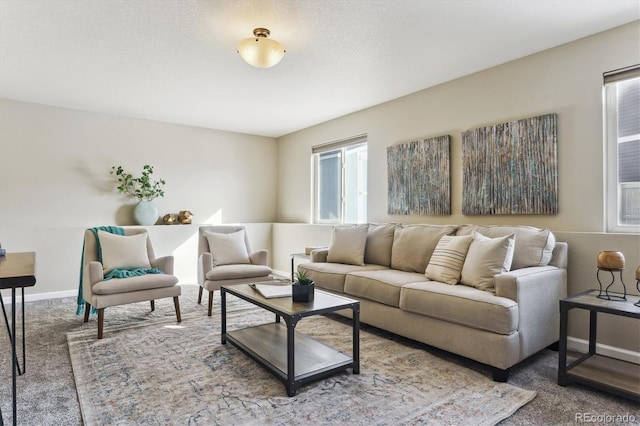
[567,336,640,364]
[1,289,77,305]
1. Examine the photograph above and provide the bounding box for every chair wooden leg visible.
[150,300,155,311]
[83,302,91,323]
[174,296,182,322]
[207,291,214,317]
[197,286,203,304]
[97,308,105,339]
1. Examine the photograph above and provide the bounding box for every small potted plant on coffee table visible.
[292,270,315,302]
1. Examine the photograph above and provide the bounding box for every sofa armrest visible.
[495,266,567,358]
[549,242,568,269]
[250,250,268,266]
[151,255,174,275]
[495,266,566,302]
[311,248,329,263]
[198,252,214,285]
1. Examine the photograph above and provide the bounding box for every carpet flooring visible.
[0,284,638,425]
[67,295,535,425]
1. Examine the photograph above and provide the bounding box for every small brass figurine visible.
[178,210,193,225]
[162,214,177,225]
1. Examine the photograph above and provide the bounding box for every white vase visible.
[133,200,159,225]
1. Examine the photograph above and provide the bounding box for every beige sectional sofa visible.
[298,223,568,382]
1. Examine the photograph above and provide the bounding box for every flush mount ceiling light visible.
[237,28,286,68]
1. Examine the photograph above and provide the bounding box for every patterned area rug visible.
[67,295,536,425]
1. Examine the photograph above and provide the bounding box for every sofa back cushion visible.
[391,224,458,273]
[364,223,397,266]
[457,225,555,270]
[327,225,369,266]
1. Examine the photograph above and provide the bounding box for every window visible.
[313,135,367,224]
[604,65,640,232]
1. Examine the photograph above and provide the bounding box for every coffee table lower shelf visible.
[226,323,353,393]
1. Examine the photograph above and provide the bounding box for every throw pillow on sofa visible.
[456,225,555,270]
[391,224,458,273]
[425,234,473,285]
[327,224,368,266]
[460,232,515,291]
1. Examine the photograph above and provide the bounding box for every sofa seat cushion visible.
[345,270,429,307]
[205,264,272,281]
[93,274,178,295]
[299,263,389,293]
[399,282,518,335]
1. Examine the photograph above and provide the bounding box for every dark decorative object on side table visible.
[292,270,314,303]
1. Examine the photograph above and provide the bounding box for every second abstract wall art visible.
[461,113,558,215]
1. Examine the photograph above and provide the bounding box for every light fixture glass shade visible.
[237,28,285,68]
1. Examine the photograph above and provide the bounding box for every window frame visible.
[312,135,367,224]
[604,65,640,233]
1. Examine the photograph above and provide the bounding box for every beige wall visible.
[274,22,640,354]
[277,21,640,230]
[0,99,277,296]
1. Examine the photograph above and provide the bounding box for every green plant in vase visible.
[295,270,313,285]
[111,165,166,201]
[111,165,166,225]
[293,270,314,302]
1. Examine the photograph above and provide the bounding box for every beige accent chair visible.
[197,225,273,316]
[82,228,181,339]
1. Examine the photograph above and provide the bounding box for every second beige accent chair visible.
[197,225,273,316]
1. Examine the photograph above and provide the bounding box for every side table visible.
[558,289,639,402]
[0,252,37,426]
[290,253,310,281]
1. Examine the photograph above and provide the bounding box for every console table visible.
[0,252,36,426]
[290,253,310,281]
[558,289,640,402]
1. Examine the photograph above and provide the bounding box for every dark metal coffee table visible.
[221,283,360,396]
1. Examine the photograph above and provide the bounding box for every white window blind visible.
[604,65,640,232]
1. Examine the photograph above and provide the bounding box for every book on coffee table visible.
[250,282,292,299]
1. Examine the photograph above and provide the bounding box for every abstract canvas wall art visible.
[387,135,450,215]
[461,113,558,215]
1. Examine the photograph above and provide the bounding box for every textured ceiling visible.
[1,1,638,138]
